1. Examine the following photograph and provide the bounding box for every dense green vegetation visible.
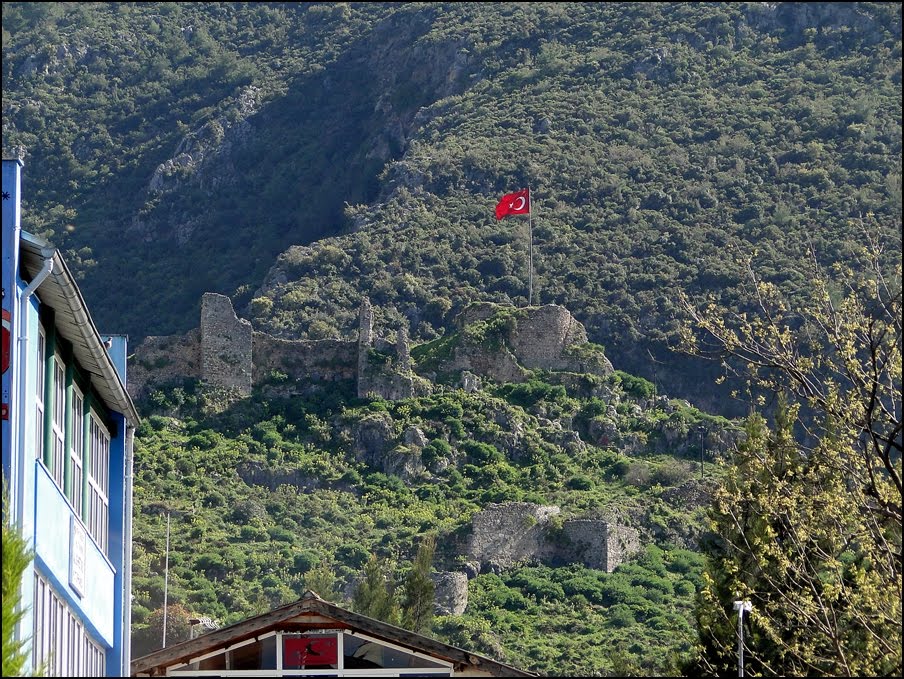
[3,2,900,415]
[128,359,728,674]
[3,3,900,675]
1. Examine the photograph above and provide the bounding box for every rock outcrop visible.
[432,571,469,616]
[421,303,613,386]
[462,502,641,574]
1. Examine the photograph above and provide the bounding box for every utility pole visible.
[163,512,171,648]
[527,185,533,306]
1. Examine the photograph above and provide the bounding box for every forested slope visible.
[3,2,900,414]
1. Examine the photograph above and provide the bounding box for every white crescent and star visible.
[512,196,526,210]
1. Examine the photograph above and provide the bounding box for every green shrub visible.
[566,474,594,490]
[463,441,503,465]
[607,603,635,628]
[613,370,657,400]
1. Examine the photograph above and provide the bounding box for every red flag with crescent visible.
[495,188,530,220]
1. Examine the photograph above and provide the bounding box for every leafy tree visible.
[132,602,193,658]
[401,534,436,634]
[678,228,902,675]
[2,483,36,677]
[353,555,400,626]
[303,561,341,604]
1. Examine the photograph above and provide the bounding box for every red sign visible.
[1,308,9,374]
[283,635,338,669]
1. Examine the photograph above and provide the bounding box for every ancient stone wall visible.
[252,334,357,384]
[357,297,374,398]
[464,503,642,574]
[130,296,611,404]
[356,298,418,400]
[431,571,469,616]
[441,342,528,385]
[436,304,611,386]
[127,328,201,399]
[601,523,642,573]
[508,305,587,370]
[465,503,561,572]
[560,519,641,572]
[200,293,253,394]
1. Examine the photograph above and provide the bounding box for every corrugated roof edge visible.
[20,230,140,427]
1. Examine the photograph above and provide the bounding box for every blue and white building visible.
[2,157,140,676]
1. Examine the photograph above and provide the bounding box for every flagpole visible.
[528,185,533,307]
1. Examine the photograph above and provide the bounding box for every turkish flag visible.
[495,188,530,220]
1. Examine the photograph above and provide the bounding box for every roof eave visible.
[20,233,140,426]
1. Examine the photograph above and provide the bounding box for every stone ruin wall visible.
[444,303,612,383]
[129,295,612,404]
[464,503,642,575]
[200,293,253,394]
[465,502,562,572]
[431,571,469,616]
[508,305,587,371]
[127,328,201,400]
[560,519,642,572]
[252,333,357,385]
[129,294,412,401]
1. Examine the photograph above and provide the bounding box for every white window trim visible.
[35,324,45,460]
[50,352,66,488]
[87,411,111,555]
[69,384,85,516]
[33,572,106,677]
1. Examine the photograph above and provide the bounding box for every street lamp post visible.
[733,600,752,677]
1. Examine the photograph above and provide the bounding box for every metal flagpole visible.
[528,185,533,306]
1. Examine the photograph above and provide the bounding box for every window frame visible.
[35,324,46,460]
[49,351,66,489]
[87,410,111,555]
[68,383,85,517]
[33,572,106,677]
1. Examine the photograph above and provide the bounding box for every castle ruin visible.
[128,293,611,402]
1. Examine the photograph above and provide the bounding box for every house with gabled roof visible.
[131,591,536,677]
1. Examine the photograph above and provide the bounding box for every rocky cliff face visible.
[419,303,613,385]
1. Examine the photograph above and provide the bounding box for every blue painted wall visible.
[3,159,130,676]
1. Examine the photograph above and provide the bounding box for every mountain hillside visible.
[3,2,901,415]
[128,301,735,675]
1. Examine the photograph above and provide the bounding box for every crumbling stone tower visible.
[200,293,253,395]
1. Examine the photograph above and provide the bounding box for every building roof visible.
[19,230,140,426]
[131,591,536,677]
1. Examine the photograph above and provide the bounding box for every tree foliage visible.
[2,483,36,677]
[352,555,400,627]
[401,533,436,634]
[678,226,902,675]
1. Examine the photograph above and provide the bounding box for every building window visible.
[69,386,84,516]
[35,326,45,459]
[170,631,453,676]
[87,413,110,555]
[33,572,105,677]
[50,353,66,488]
